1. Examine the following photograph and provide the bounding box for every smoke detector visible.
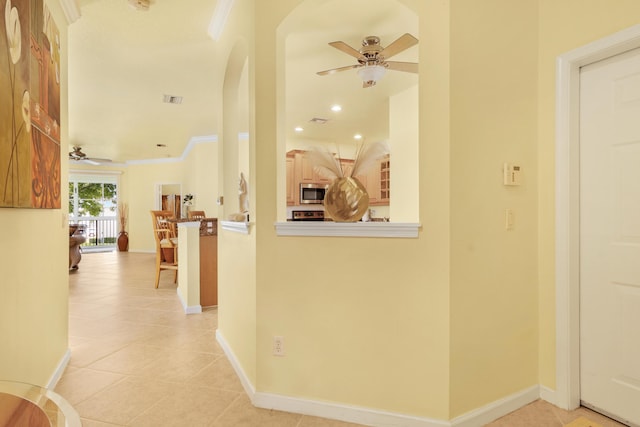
[128,0,150,11]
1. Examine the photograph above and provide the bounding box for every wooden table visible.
[0,381,81,426]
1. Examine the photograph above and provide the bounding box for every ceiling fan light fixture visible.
[357,65,386,84]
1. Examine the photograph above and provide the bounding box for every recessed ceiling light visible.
[331,105,342,112]
[354,134,363,140]
[294,127,304,132]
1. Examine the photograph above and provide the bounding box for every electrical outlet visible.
[273,336,285,356]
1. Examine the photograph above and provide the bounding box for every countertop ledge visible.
[221,220,251,234]
[275,221,421,238]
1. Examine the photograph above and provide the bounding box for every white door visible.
[580,47,640,426]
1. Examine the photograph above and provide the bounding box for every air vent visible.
[309,117,328,124]
[163,95,183,104]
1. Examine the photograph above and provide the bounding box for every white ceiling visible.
[67,0,418,163]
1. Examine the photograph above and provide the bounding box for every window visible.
[69,181,117,217]
[69,173,120,248]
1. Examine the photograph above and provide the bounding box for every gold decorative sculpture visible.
[308,141,389,222]
[324,176,369,222]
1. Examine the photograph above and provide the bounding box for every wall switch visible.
[503,163,521,186]
[273,336,285,356]
[505,209,514,230]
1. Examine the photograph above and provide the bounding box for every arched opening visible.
[277,0,419,223]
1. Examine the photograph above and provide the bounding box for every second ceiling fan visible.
[317,33,419,88]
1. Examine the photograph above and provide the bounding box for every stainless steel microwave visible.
[300,183,327,204]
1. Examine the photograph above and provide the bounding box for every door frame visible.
[556,24,640,410]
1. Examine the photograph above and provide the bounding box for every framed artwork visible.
[1,0,61,208]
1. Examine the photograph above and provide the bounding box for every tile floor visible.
[56,251,627,427]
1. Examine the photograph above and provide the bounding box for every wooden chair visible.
[187,210,206,220]
[150,210,178,288]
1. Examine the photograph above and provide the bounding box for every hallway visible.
[55,251,626,427]
[57,251,363,426]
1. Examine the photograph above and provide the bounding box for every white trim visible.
[450,386,539,427]
[69,169,122,176]
[181,135,219,159]
[539,385,557,406]
[46,349,71,389]
[215,330,257,398]
[253,393,448,427]
[59,0,80,24]
[208,0,235,41]
[221,220,251,234]
[177,290,202,314]
[217,330,544,426]
[275,221,421,238]
[126,135,218,166]
[555,23,640,411]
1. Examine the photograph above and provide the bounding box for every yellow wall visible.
[220,0,452,420]
[536,0,640,390]
[10,0,640,421]
[0,0,70,387]
[449,0,539,416]
[216,0,258,385]
[389,85,419,222]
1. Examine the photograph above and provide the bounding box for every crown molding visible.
[125,134,218,166]
[208,0,235,41]
[59,0,81,24]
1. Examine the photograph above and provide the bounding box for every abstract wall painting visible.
[1,0,61,209]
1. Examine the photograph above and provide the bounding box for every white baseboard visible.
[177,290,202,314]
[450,385,540,427]
[539,385,557,406]
[47,348,71,389]
[254,393,448,427]
[215,330,256,398]
[215,333,553,427]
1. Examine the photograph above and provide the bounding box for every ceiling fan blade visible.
[379,33,418,60]
[317,64,362,76]
[69,155,112,165]
[385,61,419,73]
[328,41,365,61]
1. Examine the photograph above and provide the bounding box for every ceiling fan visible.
[317,33,419,88]
[68,146,112,165]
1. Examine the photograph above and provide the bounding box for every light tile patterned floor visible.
[56,251,627,427]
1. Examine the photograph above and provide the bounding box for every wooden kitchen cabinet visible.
[363,155,390,206]
[199,219,218,307]
[379,157,390,204]
[286,154,296,205]
[300,152,331,184]
[285,150,389,206]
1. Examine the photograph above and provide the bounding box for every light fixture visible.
[331,104,342,112]
[128,0,150,11]
[163,94,183,104]
[354,134,363,140]
[294,126,304,132]
[357,65,387,85]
